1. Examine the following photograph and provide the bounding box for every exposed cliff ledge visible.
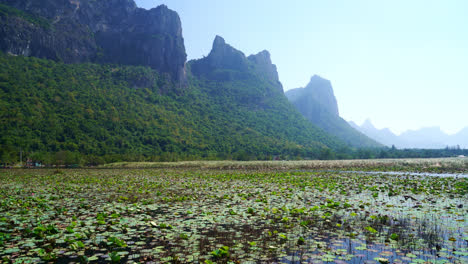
[247,50,282,91]
[0,0,186,81]
[190,35,283,93]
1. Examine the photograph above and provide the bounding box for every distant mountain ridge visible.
[285,76,382,148]
[350,119,468,149]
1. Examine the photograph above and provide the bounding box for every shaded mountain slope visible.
[286,76,382,148]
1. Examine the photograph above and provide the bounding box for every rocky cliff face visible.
[191,35,283,93]
[203,36,249,72]
[0,0,186,81]
[247,50,282,91]
[190,36,248,81]
[288,75,339,116]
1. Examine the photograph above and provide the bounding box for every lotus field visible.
[0,166,467,263]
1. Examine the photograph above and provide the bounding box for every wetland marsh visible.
[0,161,467,263]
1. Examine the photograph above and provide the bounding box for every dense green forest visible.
[0,52,352,165]
[1,53,466,166]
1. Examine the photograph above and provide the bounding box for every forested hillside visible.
[0,52,347,164]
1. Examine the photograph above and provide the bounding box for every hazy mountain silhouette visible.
[350,119,468,149]
[285,76,382,148]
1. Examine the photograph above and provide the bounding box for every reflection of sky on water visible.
[282,171,467,264]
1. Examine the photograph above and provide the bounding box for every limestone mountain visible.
[0,0,186,81]
[247,50,282,90]
[188,36,345,152]
[191,36,249,78]
[0,1,349,163]
[287,75,339,116]
[191,35,284,97]
[285,76,382,148]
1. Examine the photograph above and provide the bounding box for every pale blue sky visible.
[135,0,468,135]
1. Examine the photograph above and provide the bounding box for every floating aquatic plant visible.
[0,167,466,263]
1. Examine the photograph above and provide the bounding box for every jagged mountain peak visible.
[306,75,333,91]
[285,75,339,117]
[248,50,272,64]
[308,74,331,85]
[155,3,168,9]
[209,35,242,56]
[203,35,248,72]
[301,75,339,116]
[191,36,282,93]
[248,50,281,88]
[213,35,226,47]
[305,75,333,95]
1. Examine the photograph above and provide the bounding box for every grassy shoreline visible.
[100,157,468,173]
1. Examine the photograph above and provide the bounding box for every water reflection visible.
[281,171,467,264]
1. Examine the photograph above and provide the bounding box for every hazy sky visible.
[135,0,468,135]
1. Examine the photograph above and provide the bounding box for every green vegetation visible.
[0,52,346,164]
[0,3,51,29]
[302,106,381,148]
[1,53,467,166]
[0,165,466,263]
